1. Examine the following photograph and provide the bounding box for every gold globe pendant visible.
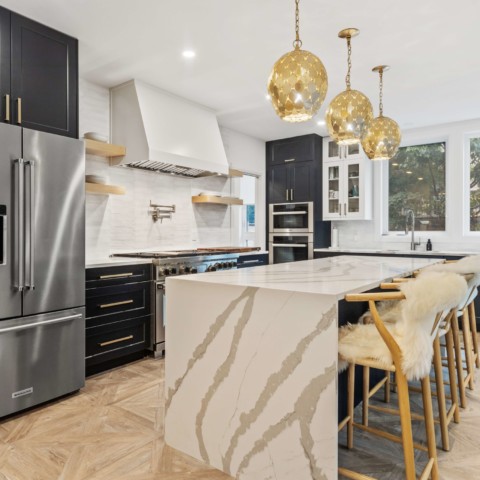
[326,88,373,145]
[361,115,401,161]
[361,65,402,161]
[268,47,328,123]
[326,28,373,145]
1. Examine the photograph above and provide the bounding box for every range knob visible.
[170,267,177,275]
[163,268,170,276]
[221,262,227,269]
[191,267,198,274]
[184,266,191,273]
[208,265,217,272]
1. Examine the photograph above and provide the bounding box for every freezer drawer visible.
[0,307,85,418]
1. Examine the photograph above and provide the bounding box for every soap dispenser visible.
[426,239,432,251]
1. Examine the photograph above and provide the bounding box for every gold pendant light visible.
[267,0,328,123]
[361,66,402,161]
[326,28,373,145]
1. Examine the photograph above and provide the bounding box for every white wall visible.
[80,80,266,263]
[333,118,480,252]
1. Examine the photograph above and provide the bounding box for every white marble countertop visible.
[168,255,441,299]
[314,247,479,256]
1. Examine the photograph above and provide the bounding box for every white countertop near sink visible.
[314,247,480,256]
[168,254,440,299]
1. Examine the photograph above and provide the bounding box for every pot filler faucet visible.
[404,209,421,251]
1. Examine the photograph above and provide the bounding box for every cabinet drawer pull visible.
[16,98,22,124]
[99,299,134,309]
[99,272,134,279]
[284,158,295,163]
[99,335,134,347]
[5,94,10,122]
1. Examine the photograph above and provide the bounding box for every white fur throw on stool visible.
[339,272,468,381]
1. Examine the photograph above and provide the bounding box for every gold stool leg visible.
[468,301,480,368]
[433,336,449,451]
[362,366,370,426]
[396,370,416,480]
[347,363,355,449]
[446,327,460,424]
[462,307,475,390]
[451,314,467,408]
[421,376,439,480]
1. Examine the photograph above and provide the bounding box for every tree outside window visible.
[470,138,480,231]
[389,142,446,232]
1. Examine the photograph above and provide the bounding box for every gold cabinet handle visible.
[5,94,10,122]
[99,299,134,309]
[99,272,133,279]
[99,335,133,347]
[16,97,22,124]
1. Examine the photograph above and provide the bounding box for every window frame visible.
[379,135,450,241]
[464,132,480,236]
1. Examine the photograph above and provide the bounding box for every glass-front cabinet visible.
[323,138,363,162]
[323,138,372,221]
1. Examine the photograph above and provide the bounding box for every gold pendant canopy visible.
[268,48,328,123]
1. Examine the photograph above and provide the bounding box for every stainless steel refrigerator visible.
[0,123,85,417]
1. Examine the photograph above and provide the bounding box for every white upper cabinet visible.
[322,137,372,221]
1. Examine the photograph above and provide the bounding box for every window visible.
[231,174,258,246]
[469,137,480,231]
[388,142,446,232]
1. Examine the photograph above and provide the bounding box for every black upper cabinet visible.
[267,134,316,166]
[0,8,78,138]
[268,162,314,204]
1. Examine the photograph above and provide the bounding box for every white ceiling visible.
[3,0,479,141]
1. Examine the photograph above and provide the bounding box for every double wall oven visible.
[269,202,314,264]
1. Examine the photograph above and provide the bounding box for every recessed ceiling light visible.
[406,171,412,174]
[418,177,424,180]
[265,94,271,101]
[182,50,196,59]
[317,120,326,126]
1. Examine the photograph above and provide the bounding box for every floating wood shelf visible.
[192,195,243,206]
[86,182,126,196]
[84,139,126,158]
[228,168,244,178]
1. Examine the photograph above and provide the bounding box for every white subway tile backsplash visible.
[81,79,262,263]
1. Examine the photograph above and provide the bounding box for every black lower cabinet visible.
[236,253,268,269]
[85,264,153,376]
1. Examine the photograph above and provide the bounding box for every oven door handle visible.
[272,243,308,248]
[271,211,308,216]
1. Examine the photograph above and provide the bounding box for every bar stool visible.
[418,256,480,407]
[378,280,461,452]
[338,271,468,480]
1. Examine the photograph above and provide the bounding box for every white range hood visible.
[110,80,229,177]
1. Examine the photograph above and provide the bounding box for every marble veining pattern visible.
[173,255,441,298]
[165,282,339,479]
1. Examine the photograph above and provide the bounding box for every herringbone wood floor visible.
[1,357,479,479]
[0,359,232,480]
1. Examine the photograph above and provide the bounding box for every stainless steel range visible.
[112,251,240,357]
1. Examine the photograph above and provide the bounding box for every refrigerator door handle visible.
[0,313,82,334]
[25,159,35,290]
[14,158,24,291]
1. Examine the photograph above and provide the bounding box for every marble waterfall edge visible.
[165,281,338,480]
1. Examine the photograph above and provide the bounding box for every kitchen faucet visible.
[405,209,421,251]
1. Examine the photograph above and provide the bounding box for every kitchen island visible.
[164,255,440,480]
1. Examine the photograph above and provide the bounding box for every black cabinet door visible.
[269,164,289,203]
[290,162,314,202]
[267,134,316,166]
[10,13,78,138]
[0,7,10,123]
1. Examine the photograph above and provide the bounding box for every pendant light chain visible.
[379,68,384,116]
[345,36,352,90]
[293,0,302,49]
